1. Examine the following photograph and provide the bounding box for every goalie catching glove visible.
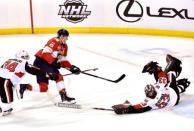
[112,104,131,114]
[112,100,152,115]
[112,100,131,114]
[70,65,81,74]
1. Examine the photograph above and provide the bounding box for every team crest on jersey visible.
[58,0,91,23]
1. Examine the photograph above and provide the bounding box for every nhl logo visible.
[58,0,91,23]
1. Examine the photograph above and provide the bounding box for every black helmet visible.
[57,29,69,37]
[142,61,160,74]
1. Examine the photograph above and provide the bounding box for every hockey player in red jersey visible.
[19,28,81,103]
[0,50,58,116]
[112,54,190,114]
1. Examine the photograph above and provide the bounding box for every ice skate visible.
[165,54,182,77]
[59,89,76,104]
[177,78,190,93]
[1,108,13,116]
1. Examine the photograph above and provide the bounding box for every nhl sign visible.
[58,0,91,23]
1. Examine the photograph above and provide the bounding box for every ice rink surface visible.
[0,34,194,130]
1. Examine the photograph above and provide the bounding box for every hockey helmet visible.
[142,61,160,75]
[57,29,69,37]
[15,50,30,60]
[144,84,157,99]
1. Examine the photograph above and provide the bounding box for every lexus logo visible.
[116,0,143,22]
[116,0,194,23]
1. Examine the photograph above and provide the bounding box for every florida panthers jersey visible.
[35,37,72,69]
[0,59,26,86]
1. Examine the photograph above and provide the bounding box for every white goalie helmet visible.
[144,84,157,99]
[15,50,30,60]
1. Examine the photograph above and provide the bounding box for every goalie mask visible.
[15,50,30,60]
[142,61,161,75]
[144,84,157,99]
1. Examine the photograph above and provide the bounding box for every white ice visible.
[0,34,194,130]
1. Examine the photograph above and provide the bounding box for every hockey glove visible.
[46,73,59,80]
[112,104,131,115]
[70,65,81,74]
[51,61,61,69]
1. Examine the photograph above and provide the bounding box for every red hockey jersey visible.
[35,37,72,69]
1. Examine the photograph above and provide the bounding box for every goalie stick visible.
[81,72,126,83]
[92,107,114,111]
[55,102,113,111]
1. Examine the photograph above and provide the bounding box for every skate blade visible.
[55,102,81,109]
[1,108,13,116]
[2,112,12,116]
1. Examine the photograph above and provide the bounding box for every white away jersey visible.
[142,83,178,110]
[0,59,27,86]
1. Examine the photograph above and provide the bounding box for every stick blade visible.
[114,74,126,83]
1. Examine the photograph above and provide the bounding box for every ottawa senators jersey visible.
[0,59,26,86]
[35,37,71,68]
[133,74,178,110]
[138,83,178,110]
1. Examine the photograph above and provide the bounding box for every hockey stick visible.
[92,107,114,111]
[81,72,126,83]
[62,68,98,76]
